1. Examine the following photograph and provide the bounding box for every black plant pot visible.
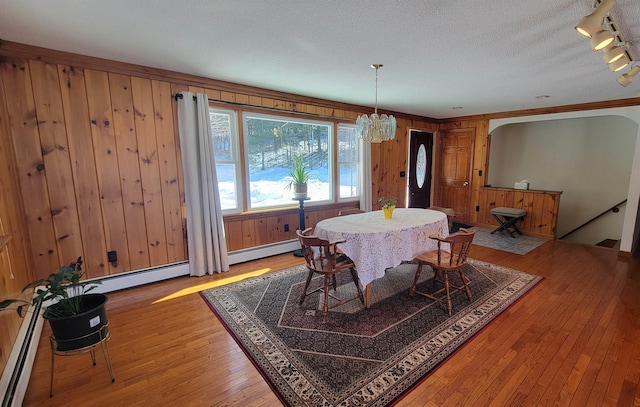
[43,293,109,351]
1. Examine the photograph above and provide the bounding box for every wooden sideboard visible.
[475,187,562,240]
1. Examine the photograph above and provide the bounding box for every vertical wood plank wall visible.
[0,42,438,283]
[0,62,36,376]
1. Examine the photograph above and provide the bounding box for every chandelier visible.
[356,64,396,143]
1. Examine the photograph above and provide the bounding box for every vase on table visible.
[383,206,395,219]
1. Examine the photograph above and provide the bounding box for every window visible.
[209,108,241,212]
[242,112,333,209]
[337,124,361,200]
[209,105,362,213]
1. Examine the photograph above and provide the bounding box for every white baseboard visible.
[0,239,299,404]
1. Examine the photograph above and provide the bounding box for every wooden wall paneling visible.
[226,220,243,251]
[253,216,268,246]
[28,60,84,265]
[84,69,130,274]
[0,67,34,374]
[521,192,535,233]
[542,193,559,237]
[130,77,169,266]
[484,188,497,226]
[530,193,545,235]
[1,59,59,276]
[266,216,281,243]
[109,73,151,271]
[151,80,185,263]
[241,219,256,248]
[57,65,108,277]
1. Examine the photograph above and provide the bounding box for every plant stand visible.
[49,323,115,397]
[293,197,311,257]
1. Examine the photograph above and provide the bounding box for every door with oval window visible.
[408,130,433,208]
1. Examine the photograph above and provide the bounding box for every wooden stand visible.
[293,197,310,257]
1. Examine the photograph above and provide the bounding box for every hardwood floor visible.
[21,241,640,406]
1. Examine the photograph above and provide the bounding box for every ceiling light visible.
[535,95,551,99]
[602,44,625,64]
[575,0,616,37]
[356,64,396,143]
[609,54,629,72]
[590,29,614,51]
[617,65,640,86]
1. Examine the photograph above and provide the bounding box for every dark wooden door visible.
[408,130,433,208]
[437,128,474,222]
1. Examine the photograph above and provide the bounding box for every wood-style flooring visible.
[20,240,640,406]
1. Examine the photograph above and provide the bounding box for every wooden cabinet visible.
[476,187,562,239]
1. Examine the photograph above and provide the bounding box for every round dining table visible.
[313,208,449,307]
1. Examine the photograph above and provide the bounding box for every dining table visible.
[313,207,449,307]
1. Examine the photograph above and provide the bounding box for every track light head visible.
[617,65,640,87]
[609,55,630,72]
[602,44,625,64]
[590,29,614,51]
[575,0,616,37]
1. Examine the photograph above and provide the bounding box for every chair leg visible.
[459,269,473,301]
[299,270,314,304]
[409,263,424,296]
[443,271,452,316]
[321,274,331,323]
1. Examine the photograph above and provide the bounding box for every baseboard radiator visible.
[0,239,300,406]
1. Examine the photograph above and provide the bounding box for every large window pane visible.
[210,108,240,211]
[338,124,360,199]
[243,113,332,209]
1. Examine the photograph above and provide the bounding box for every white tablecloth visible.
[314,208,449,288]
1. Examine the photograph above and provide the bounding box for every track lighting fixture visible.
[617,65,640,87]
[575,0,615,37]
[576,0,637,86]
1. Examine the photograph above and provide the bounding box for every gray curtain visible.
[176,92,229,276]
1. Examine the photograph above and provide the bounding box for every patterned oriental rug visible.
[200,259,542,406]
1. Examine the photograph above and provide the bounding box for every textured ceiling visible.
[1,0,639,119]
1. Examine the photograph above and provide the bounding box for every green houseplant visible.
[285,154,311,199]
[0,256,109,351]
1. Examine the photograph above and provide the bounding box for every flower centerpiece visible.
[378,196,397,219]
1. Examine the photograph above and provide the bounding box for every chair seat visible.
[490,207,526,218]
[415,250,461,270]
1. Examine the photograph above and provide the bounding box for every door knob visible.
[463,181,469,186]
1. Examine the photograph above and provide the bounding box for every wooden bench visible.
[490,207,527,238]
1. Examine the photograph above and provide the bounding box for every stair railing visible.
[558,199,627,240]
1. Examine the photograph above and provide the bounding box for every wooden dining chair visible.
[338,208,364,216]
[296,228,365,322]
[409,228,475,316]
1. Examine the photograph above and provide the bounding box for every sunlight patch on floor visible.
[152,267,273,303]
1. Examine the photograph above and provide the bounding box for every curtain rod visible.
[173,92,355,121]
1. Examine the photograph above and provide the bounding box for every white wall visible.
[489,106,640,253]
[488,116,637,242]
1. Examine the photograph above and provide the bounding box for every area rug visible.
[200,259,542,406]
[471,226,547,255]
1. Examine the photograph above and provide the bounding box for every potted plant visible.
[285,154,311,199]
[378,196,398,219]
[0,256,109,351]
